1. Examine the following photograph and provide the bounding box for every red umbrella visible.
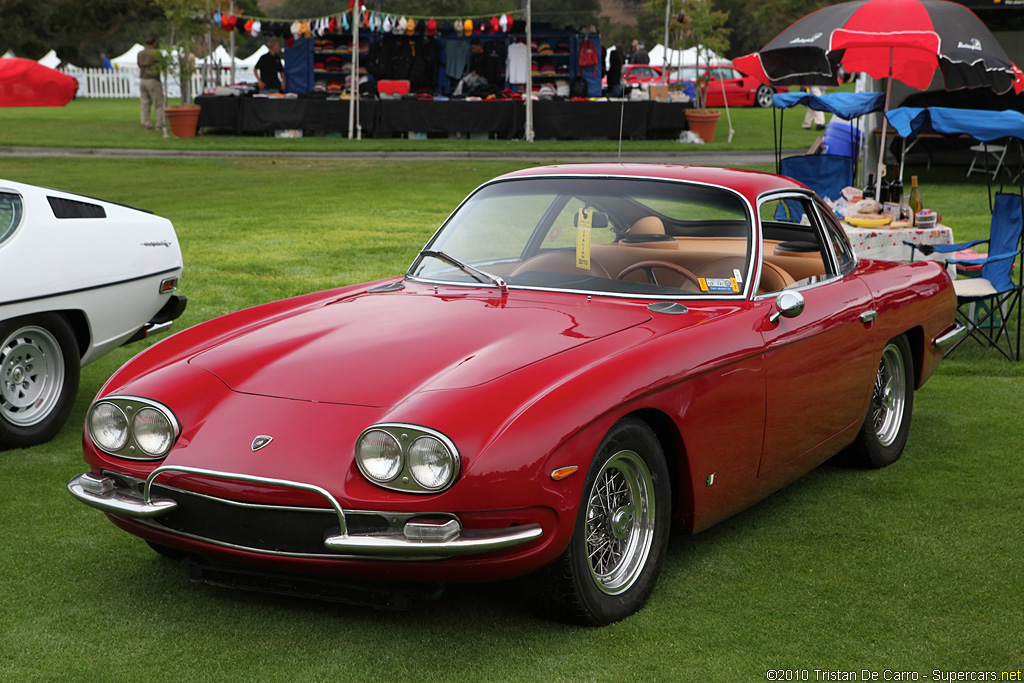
[734,0,1024,193]
[0,58,78,107]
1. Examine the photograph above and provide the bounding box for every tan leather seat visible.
[510,250,610,279]
[628,216,666,235]
[758,261,795,294]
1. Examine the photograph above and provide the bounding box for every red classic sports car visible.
[69,165,962,625]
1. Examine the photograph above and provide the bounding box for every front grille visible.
[150,485,388,555]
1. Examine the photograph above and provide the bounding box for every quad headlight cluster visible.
[87,396,179,459]
[356,424,460,493]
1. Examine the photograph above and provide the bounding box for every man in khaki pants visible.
[138,37,165,130]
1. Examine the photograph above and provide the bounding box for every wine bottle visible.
[863,173,876,201]
[891,174,905,220]
[908,175,923,225]
[880,175,891,204]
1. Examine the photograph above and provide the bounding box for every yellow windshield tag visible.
[576,208,593,269]
[576,225,592,270]
[699,277,739,293]
[576,207,593,228]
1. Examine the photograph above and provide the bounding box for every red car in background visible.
[620,64,665,86]
[668,65,781,107]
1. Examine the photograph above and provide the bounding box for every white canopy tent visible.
[37,49,61,68]
[648,44,730,69]
[2,50,16,59]
[110,43,144,69]
[236,45,267,69]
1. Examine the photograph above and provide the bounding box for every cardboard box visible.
[648,85,669,101]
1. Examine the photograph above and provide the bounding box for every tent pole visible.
[525,0,534,142]
[875,50,893,200]
[229,0,236,85]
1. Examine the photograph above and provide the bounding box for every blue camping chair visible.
[906,192,1023,360]
[777,155,854,225]
[780,154,854,204]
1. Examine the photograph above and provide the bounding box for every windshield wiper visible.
[418,249,508,293]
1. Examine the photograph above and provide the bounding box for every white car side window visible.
[0,193,23,246]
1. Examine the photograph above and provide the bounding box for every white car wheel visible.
[0,314,80,449]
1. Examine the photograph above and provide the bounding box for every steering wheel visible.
[617,260,701,288]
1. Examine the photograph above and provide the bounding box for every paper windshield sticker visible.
[699,277,739,293]
[575,208,593,270]
[733,268,743,283]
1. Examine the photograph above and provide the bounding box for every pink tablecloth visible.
[843,223,954,262]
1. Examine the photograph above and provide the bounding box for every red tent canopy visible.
[0,58,78,107]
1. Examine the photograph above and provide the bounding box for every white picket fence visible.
[61,66,254,99]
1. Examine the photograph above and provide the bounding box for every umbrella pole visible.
[875,51,893,200]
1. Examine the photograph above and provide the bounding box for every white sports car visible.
[0,180,186,449]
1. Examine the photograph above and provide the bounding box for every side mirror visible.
[768,290,805,324]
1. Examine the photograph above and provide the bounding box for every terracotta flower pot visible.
[684,109,721,144]
[166,105,201,138]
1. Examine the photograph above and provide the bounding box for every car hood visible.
[189,287,652,407]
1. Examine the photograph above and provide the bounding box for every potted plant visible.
[674,0,730,143]
[155,0,212,137]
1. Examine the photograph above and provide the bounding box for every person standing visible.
[607,43,623,97]
[138,37,165,130]
[802,85,826,130]
[255,39,285,93]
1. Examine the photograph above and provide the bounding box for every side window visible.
[0,192,24,246]
[816,198,857,274]
[758,194,833,292]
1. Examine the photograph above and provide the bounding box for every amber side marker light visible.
[550,466,579,481]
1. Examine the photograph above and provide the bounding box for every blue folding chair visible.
[907,192,1023,360]
[780,154,854,204]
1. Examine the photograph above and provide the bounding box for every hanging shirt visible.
[506,42,529,84]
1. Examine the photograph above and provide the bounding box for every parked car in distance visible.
[69,164,961,626]
[668,65,782,107]
[0,180,186,449]
[620,64,665,87]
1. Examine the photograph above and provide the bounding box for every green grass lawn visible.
[0,155,1021,681]
[0,97,827,153]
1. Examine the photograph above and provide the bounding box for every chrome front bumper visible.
[933,323,968,349]
[68,467,542,561]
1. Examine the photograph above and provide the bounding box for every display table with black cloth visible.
[196,95,691,140]
[373,100,523,138]
[196,96,243,133]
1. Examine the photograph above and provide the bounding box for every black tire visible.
[545,417,671,626]
[755,84,774,108]
[848,335,914,468]
[0,313,80,449]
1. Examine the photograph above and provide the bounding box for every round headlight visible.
[132,407,175,457]
[89,402,129,452]
[408,436,457,490]
[357,429,403,482]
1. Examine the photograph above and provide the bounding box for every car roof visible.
[495,164,809,200]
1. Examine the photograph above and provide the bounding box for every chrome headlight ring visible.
[355,423,460,494]
[87,396,180,460]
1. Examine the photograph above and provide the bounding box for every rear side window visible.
[47,196,106,219]
[0,192,23,245]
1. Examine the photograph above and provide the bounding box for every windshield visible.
[410,176,753,298]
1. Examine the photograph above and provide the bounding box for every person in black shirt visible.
[255,39,285,93]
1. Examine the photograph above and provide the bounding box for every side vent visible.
[47,196,106,219]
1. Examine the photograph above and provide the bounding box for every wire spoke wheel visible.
[870,343,906,448]
[584,449,655,595]
[0,325,65,427]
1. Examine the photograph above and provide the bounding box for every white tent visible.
[110,43,144,69]
[649,44,730,69]
[236,45,267,69]
[2,49,16,59]
[37,49,61,68]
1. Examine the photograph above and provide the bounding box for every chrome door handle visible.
[860,310,878,324]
